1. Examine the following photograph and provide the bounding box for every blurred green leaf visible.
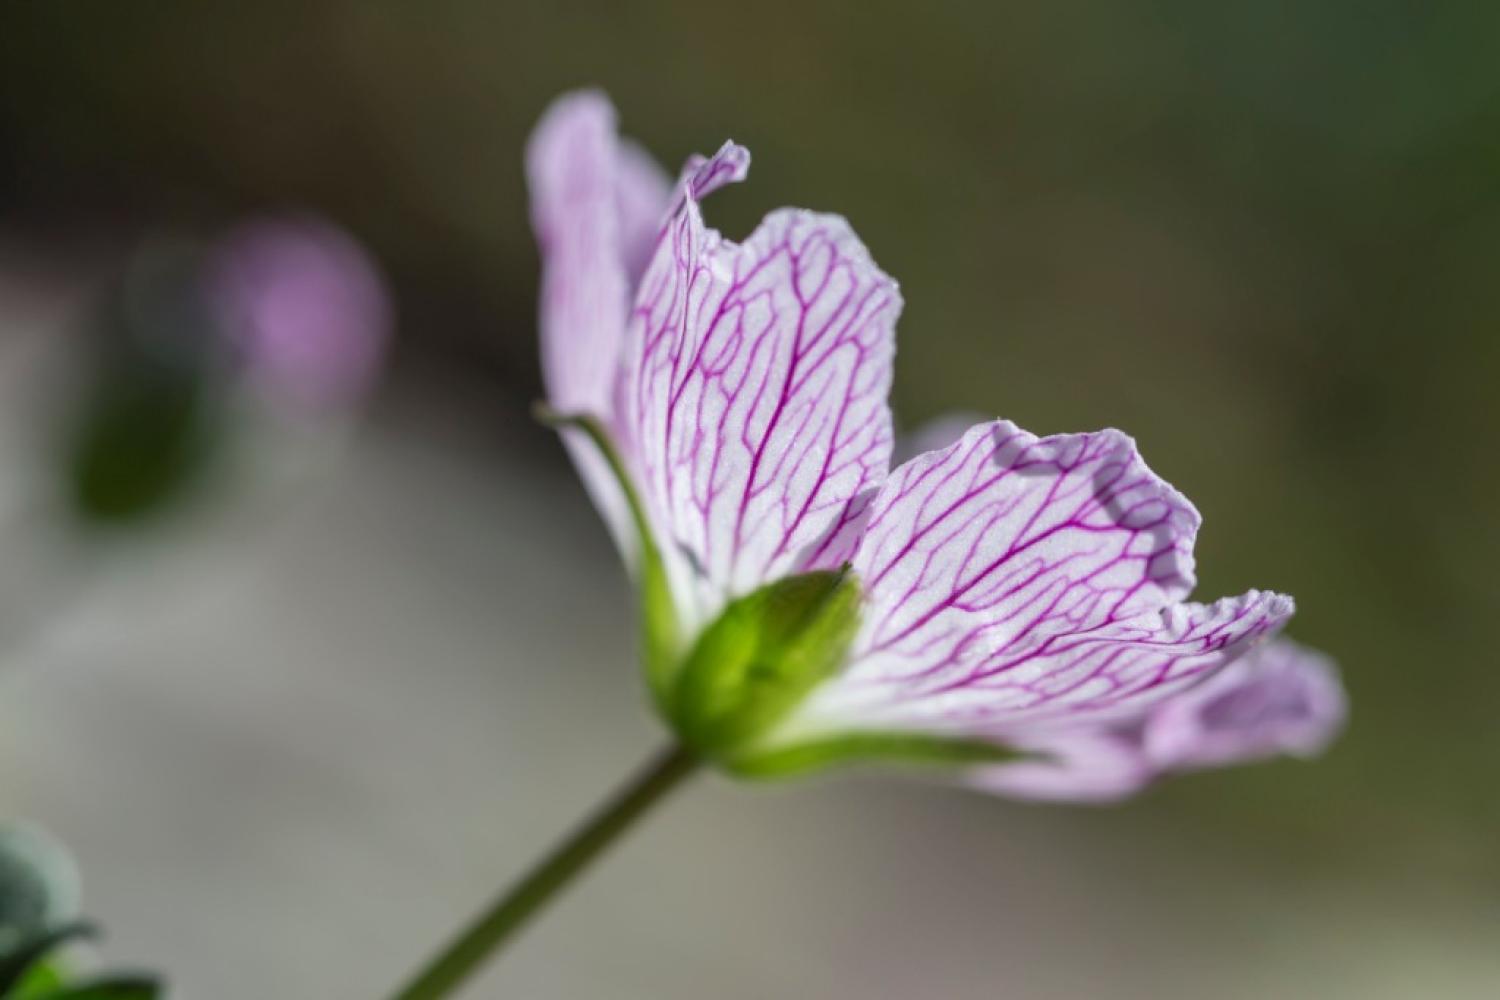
[8,958,67,1000]
[37,976,162,1000]
[0,924,95,996]
[0,828,79,956]
[67,369,222,524]
[66,246,230,526]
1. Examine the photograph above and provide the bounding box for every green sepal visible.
[669,568,861,759]
[727,731,1025,780]
[532,405,682,706]
[635,546,680,707]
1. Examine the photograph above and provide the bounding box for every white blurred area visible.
[0,260,1495,1000]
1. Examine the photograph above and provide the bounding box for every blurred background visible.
[0,2,1496,997]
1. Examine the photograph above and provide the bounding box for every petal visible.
[1143,636,1346,770]
[527,90,634,417]
[622,151,901,625]
[805,590,1294,736]
[527,91,672,560]
[971,729,1155,803]
[965,635,1340,803]
[616,137,674,289]
[786,420,1294,733]
[677,141,753,201]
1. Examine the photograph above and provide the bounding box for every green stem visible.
[388,744,698,1000]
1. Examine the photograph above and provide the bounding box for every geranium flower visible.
[526,91,1317,792]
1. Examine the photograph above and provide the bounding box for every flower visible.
[527,91,1331,794]
[208,216,391,413]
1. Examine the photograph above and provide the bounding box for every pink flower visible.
[527,92,1335,794]
[209,216,391,413]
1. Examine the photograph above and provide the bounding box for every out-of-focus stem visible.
[386,743,698,1000]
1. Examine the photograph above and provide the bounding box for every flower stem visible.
[388,743,698,1000]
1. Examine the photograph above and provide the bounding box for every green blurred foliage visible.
[66,247,229,526]
[10,960,68,1000]
[0,832,163,999]
[0,827,76,959]
[0,1,1495,885]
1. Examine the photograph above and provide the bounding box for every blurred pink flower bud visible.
[209,216,391,412]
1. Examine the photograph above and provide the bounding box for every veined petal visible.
[783,420,1293,735]
[528,90,635,417]
[678,141,753,201]
[527,91,672,560]
[1143,636,1345,770]
[623,152,901,626]
[803,590,1293,734]
[974,635,1342,802]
